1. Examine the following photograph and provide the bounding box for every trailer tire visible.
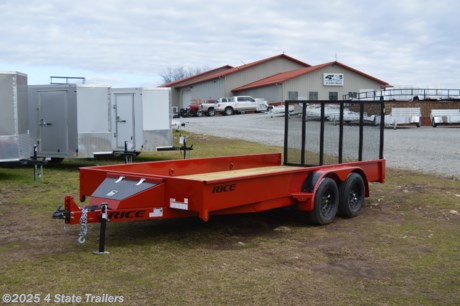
[308,177,339,225]
[339,173,365,218]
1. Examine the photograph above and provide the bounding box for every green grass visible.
[0,132,458,305]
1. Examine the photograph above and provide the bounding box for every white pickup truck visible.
[216,96,269,115]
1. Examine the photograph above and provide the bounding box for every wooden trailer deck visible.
[177,165,305,181]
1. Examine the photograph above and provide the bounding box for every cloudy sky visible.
[1,0,459,88]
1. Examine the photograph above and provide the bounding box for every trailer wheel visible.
[309,177,339,225]
[339,173,365,218]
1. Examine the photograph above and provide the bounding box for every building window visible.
[288,91,298,100]
[329,92,338,100]
[309,91,318,100]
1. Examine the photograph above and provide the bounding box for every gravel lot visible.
[180,113,460,179]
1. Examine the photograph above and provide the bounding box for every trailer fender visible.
[297,168,369,211]
[301,171,324,193]
[347,169,370,197]
[314,168,369,196]
[294,171,325,211]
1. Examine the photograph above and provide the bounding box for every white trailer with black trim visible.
[431,109,460,127]
[28,84,113,159]
[111,87,172,153]
[0,71,31,162]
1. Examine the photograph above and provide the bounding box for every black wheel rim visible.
[321,189,335,217]
[348,184,361,210]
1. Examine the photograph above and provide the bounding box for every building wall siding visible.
[236,85,283,102]
[225,58,306,95]
[283,65,384,101]
[235,65,386,104]
[178,78,225,107]
[171,89,180,108]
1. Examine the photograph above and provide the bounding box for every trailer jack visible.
[53,203,111,255]
[93,203,110,255]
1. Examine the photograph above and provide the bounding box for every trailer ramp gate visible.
[284,100,384,166]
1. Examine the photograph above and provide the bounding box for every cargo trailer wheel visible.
[339,173,365,218]
[308,177,339,225]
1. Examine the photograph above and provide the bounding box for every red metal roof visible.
[170,54,310,88]
[233,61,390,92]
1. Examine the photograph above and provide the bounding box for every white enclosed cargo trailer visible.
[28,84,113,159]
[111,87,172,152]
[0,72,31,162]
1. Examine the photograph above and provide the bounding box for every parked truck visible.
[53,100,385,253]
[200,99,218,116]
[216,96,269,115]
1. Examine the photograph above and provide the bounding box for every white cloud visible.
[0,0,459,87]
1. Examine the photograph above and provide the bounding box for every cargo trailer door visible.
[114,93,135,149]
[38,91,68,155]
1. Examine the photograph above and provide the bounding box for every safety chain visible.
[78,208,89,244]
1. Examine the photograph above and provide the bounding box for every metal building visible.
[0,71,30,162]
[163,54,310,108]
[232,61,390,102]
[162,55,390,108]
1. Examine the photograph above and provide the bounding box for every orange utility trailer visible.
[53,100,385,254]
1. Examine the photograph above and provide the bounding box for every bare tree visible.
[160,66,209,84]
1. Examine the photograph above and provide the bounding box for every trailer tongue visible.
[53,100,385,254]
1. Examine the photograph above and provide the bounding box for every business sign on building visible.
[323,73,344,86]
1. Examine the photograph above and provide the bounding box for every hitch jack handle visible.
[93,203,110,255]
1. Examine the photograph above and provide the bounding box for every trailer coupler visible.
[52,205,69,220]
